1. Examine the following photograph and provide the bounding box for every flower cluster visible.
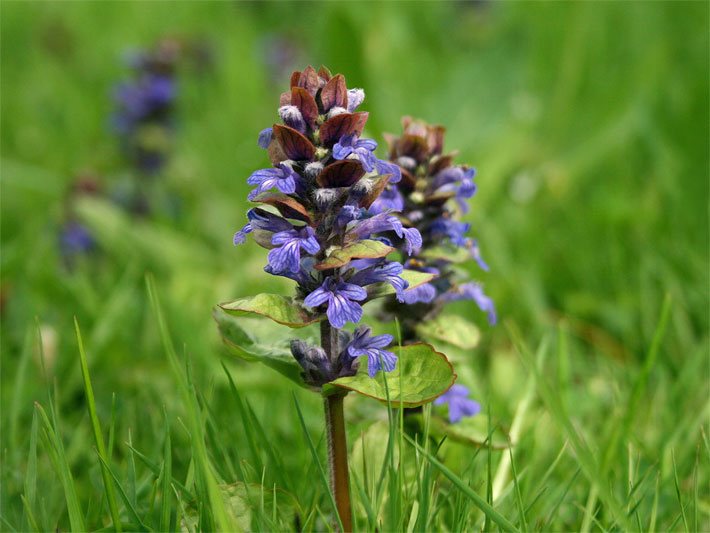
[112,39,180,175]
[373,117,497,337]
[234,66,422,385]
[291,326,397,387]
[368,117,493,423]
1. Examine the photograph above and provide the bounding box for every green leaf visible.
[367,269,436,299]
[316,239,393,270]
[420,245,471,264]
[416,314,481,349]
[34,403,87,532]
[323,343,455,407]
[75,319,122,532]
[219,293,320,328]
[213,308,307,388]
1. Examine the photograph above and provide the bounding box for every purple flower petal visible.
[440,283,497,325]
[247,164,299,200]
[401,283,437,304]
[435,384,481,423]
[303,286,330,307]
[375,159,402,184]
[233,223,252,245]
[346,88,365,112]
[303,278,367,328]
[345,326,397,377]
[258,127,273,149]
[267,227,321,273]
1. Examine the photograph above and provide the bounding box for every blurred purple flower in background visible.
[112,40,180,177]
[60,221,95,257]
[434,384,481,423]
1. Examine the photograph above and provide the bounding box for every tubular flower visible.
[375,117,496,337]
[247,163,299,200]
[346,326,397,377]
[233,66,425,384]
[267,226,320,273]
[303,278,367,329]
[333,134,378,171]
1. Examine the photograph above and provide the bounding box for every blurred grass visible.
[1,1,708,531]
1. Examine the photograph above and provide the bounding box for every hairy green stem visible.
[321,321,353,532]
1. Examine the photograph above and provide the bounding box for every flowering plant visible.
[215,67,483,529]
[367,117,497,424]
[374,117,496,330]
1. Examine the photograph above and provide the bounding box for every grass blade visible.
[404,434,519,532]
[146,274,237,532]
[509,443,528,532]
[75,318,122,531]
[509,330,633,530]
[23,410,38,524]
[95,453,150,531]
[160,409,173,532]
[34,402,86,532]
[672,449,690,532]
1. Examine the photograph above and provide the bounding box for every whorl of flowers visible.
[372,117,496,338]
[233,66,422,386]
[112,39,180,174]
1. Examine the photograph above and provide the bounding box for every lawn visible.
[1,2,708,531]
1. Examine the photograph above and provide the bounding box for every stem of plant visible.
[321,320,353,532]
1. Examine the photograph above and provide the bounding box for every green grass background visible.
[1,1,708,531]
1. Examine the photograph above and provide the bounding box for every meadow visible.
[1,2,708,531]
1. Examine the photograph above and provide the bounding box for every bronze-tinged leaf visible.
[289,70,301,88]
[360,175,391,209]
[402,117,428,138]
[267,136,289,165]
[427,125,446,155]
[297,65,319,94]
[291,87,319,129]
[397,134,429,161]
[428,153,457,176]
[316,160,365,188]
[398,168,417,192]
[279,91,292,106]
[317,65,332,81]
[253,192,313,224]
[319,112,369,147]
[272,124,316,161]
[319,74,347,112]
